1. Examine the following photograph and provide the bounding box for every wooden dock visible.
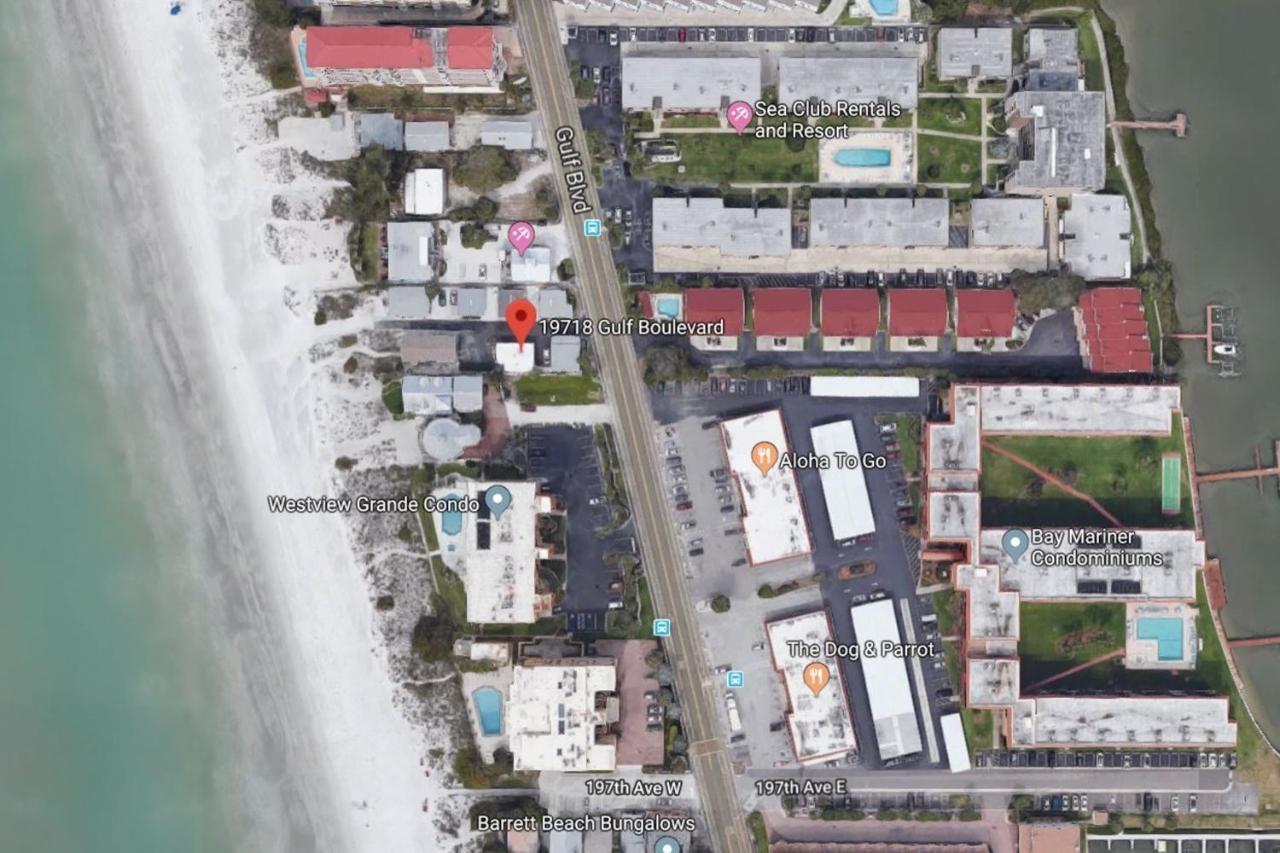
[1109,112,1188,137]
[1194,441,1280,494]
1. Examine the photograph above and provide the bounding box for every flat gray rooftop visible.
[977,384,1181,435]
[1005,90,1106,193]
[810,197,948,248]
[967,658,1019,706]
[928,385,981,473]
[387,221,435,284]
[405,121,450,152]
[927,491,980,544]
[622,55,760,111]
[954,564,1019,640]
[778,56,918,109]
[970,198,1046,248]
[936,27,1013,79]
[652,197,791,257]
[1027,27,1080,72]
[1062,193,1133,280]
[1012,696,1236,747]
[978,528,1203,601]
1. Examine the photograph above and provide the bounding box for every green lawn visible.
[631,133,818,183]
[883,109,915,129]
[918,97,984,137]
[514,372,602,406]
[1076,14,1106,93]
[662,114,721,129]
[1017,602,1127,687]
[979,420,1194,529]
[917,134,982,184]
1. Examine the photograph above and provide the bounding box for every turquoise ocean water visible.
[0,10,236,853]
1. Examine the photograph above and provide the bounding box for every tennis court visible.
[1161,453,1182,515]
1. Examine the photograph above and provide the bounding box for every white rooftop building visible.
[977,384,1181,435]
[652,197,791,257]
[432,480,551,624]
[810,420,874,543]
[765,610,858,765]
[508,658,618,771]
[936,28,1013,80]
[387,221,435,284]
[1011,696,1235,747]
[850,598,923,761]
[511,245,554,283]
[387,285,432,320]
[719,410,811,565]
[809,376,921,398]
[1062,193,1133,280]
[810,198,948,248]
[978,527,1204,601]
[548,335,582,374]
[940,712,971,773]
[496,341,536,375]
[405,120,451,152]
[622,55,761,112]
[480,120,535,150]
[402,375,453,416]
[970,198,1046,248]
[778,56,919,109]
[404,168,446,216]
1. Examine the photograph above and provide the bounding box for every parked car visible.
[675,501,692,511]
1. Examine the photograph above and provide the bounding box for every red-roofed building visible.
[1073,287,1153,374]
[820,289,880,351]
[307,26,433,69]
[293,25,505,92]
[684,288,745,351]
[752,289,812,350]
[888,288,948,351]
[446,27,494,68]
[954,289,1017,350]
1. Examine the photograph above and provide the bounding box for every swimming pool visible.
[869,0,899,15]
[473,687,503,736]
[834,148,892,168]
[1137,617,1184,661]
[655,295,680,318]
[440,493,464,536]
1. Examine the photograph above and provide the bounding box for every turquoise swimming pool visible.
[656,295,680,318]
[870,0,899,13]
[440,493,464,536]
[834,147,892,168]
[473,687,503,736]
[1137,617,1184,661]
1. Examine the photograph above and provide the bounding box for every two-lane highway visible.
[517,4,752,852]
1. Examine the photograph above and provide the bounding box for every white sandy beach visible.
[53,0,457,849]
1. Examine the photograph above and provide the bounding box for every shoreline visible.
[54,0,457,847]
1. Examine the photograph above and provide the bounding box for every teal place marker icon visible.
[484,485,513,520]
[1001,528,1030,561]
[654,837,682,853]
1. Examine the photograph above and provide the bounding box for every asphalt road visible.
[743,766,1236,794]
[517,4,752,852]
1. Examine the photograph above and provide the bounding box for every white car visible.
[747,27,755,42]
[787,28,796,43]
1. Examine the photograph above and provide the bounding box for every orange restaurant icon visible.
[802,661,831,696]
[750,440,779,476]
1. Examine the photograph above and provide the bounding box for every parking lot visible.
[647,388,951,770]
[525,426,636,634]
[569,24,929,47]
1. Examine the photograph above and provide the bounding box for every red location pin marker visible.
[505,298,537,352]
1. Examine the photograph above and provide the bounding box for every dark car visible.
[675,501,693,511]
